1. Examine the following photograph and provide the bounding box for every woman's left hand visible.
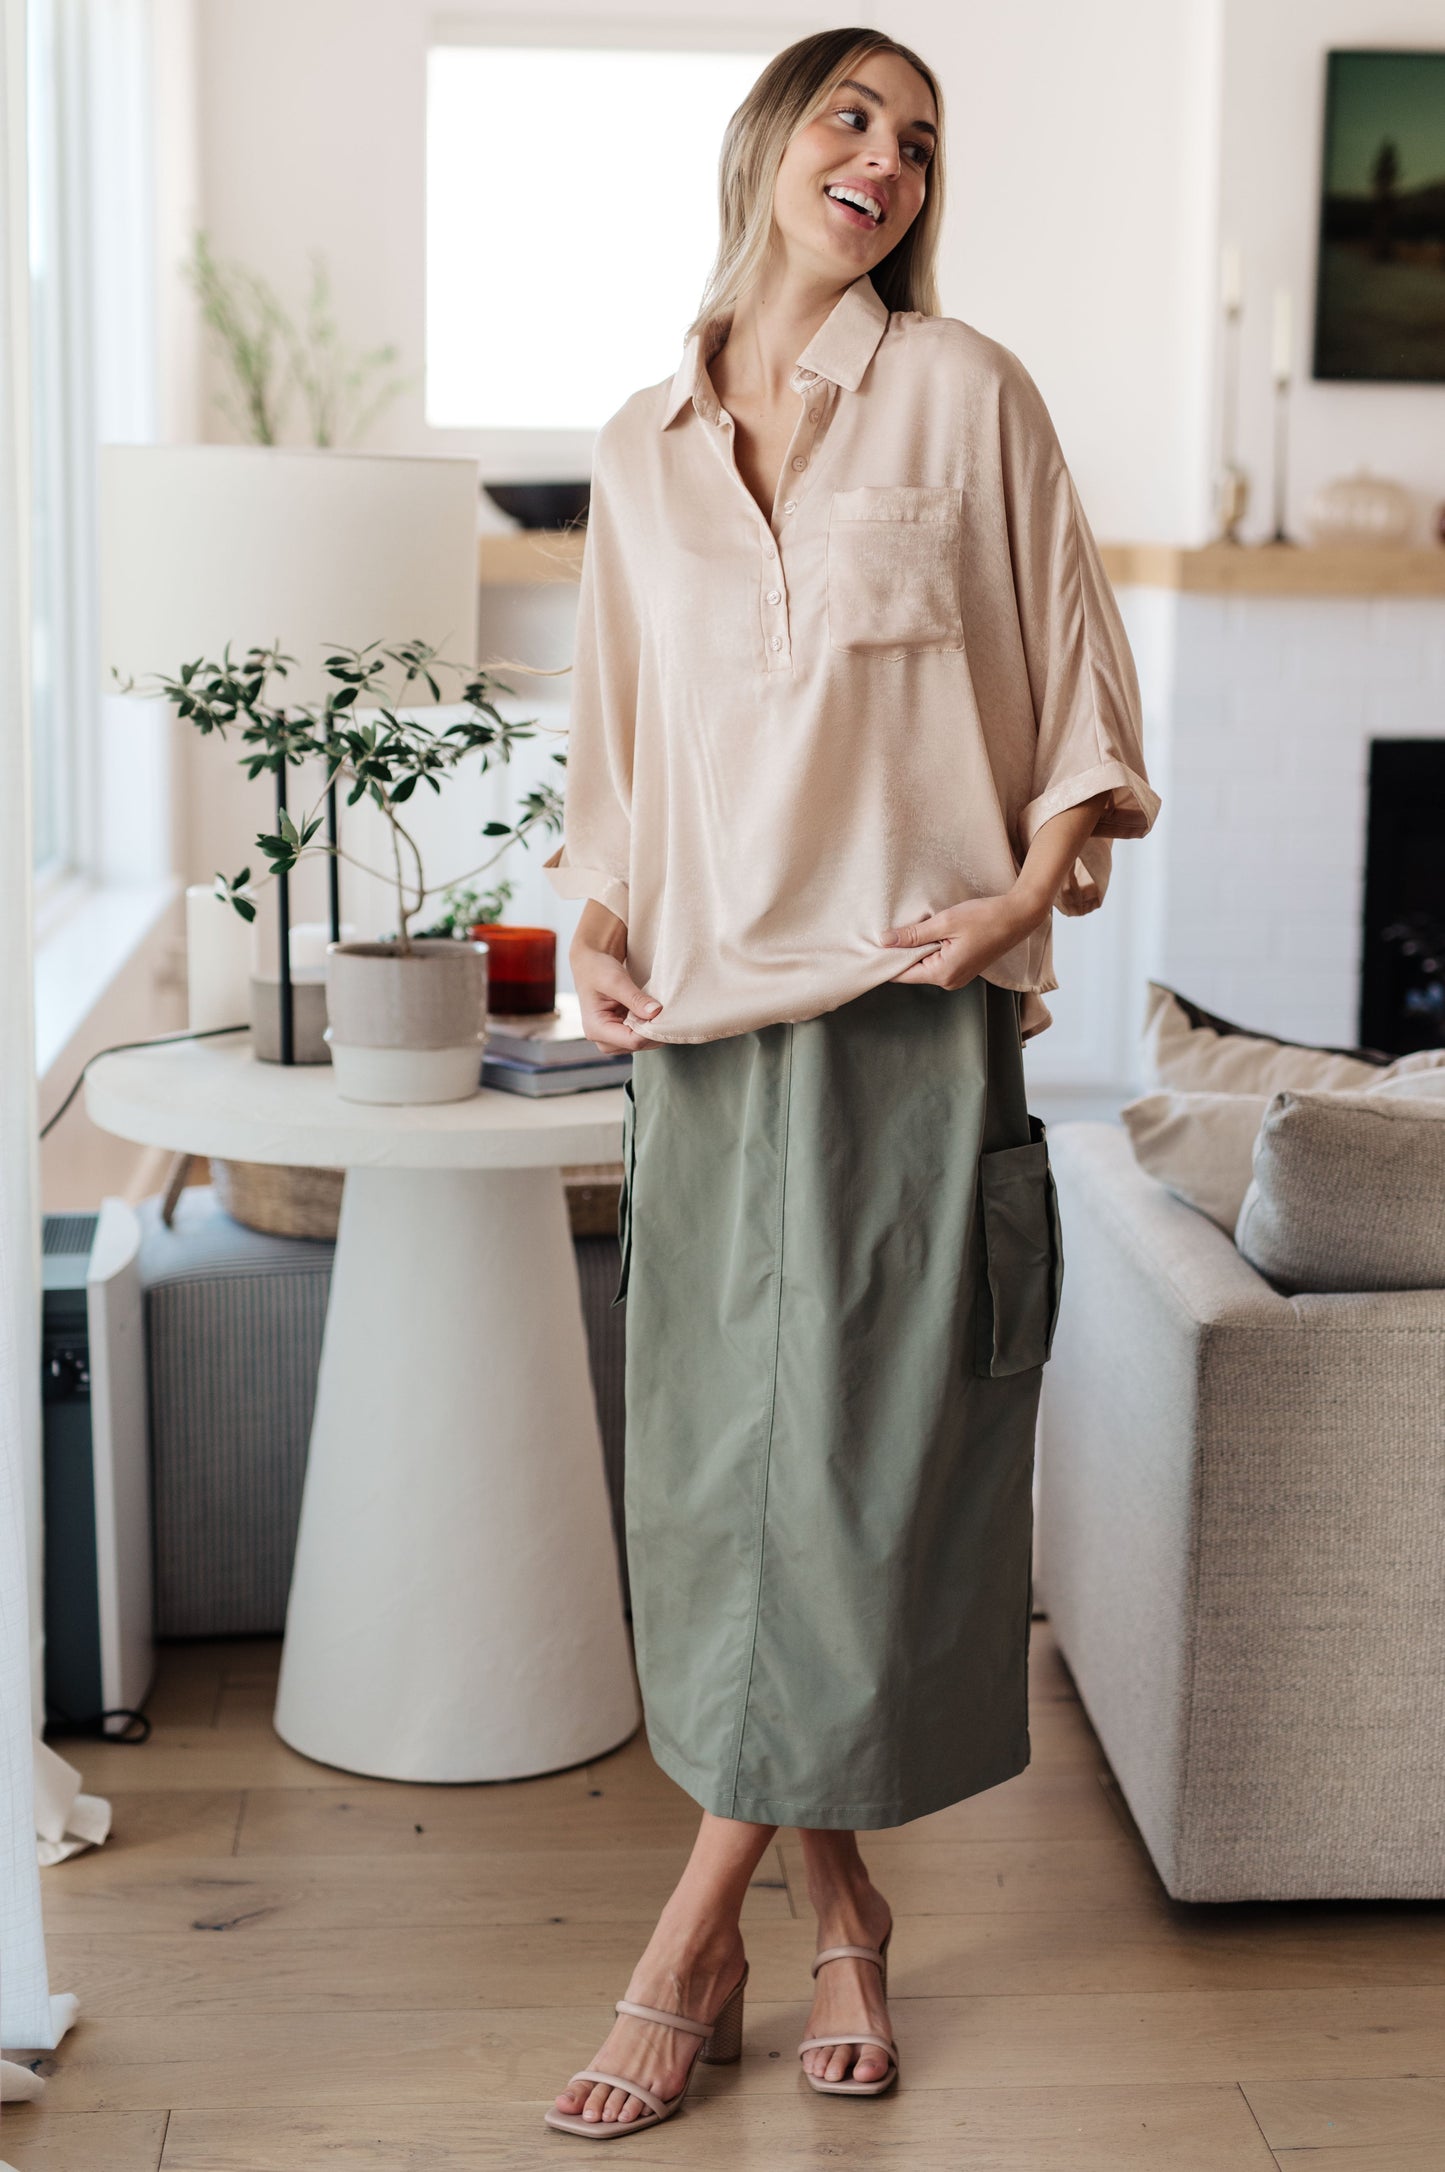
[881,796,1113,990]
[878,891,1042,990]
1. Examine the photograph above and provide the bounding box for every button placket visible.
[761,529,791,670]
[698,375,833,673]
[760,374,838,671]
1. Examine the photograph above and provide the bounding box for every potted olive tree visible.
[113,636,563,1103]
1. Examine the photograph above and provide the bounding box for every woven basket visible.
[561,1162,625,1237]
[210,1159,345,1241]
[210,1157,624,1242]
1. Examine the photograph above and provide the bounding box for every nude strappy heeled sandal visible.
[544,1959,748,2140]
[797,1925,898,2096]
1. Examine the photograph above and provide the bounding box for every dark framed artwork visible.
[1313,48,1445,383]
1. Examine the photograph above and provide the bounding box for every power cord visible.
[40,1024,248,1140]
[44,1701,152,1745]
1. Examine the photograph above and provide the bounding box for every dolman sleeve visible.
[999,362,1161,915]
[542,431,638,922]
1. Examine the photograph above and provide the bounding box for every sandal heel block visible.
[698,1969,745,2064]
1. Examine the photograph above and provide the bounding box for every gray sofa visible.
[1034,1120,1445,1901]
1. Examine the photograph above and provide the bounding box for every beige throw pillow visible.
[1140,982,1392,1093]
[1234,1090,1445,1293]
[1119,1091,1271,1231]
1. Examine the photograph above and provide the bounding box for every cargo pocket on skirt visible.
[973,1113,1064,1376]
[612,1075,637,1308]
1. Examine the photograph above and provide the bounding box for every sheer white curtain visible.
[3,0,132,2098]
[1,0,59,2076]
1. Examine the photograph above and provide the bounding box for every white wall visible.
[190,0,1214,537]
[186,0,1445,541]
[1217,0,1445,544]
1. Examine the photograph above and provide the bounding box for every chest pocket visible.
[826,484,966,657]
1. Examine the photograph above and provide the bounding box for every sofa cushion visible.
[1120,1069,1445,1234]
[1234,1090,1445,1293]
[1120,1090,1271,1230]
[1140,982,1445,1095]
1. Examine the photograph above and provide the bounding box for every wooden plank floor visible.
[5,1621,1443,2170]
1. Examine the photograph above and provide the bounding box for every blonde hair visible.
[686,28,946,346]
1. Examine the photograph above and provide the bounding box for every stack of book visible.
[481,993,633,1097]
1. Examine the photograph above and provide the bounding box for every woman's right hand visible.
[571,900,663,1053]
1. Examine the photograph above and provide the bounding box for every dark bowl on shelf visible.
[483,481,590,531]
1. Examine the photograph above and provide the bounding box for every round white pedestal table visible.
[85,1035,640,1782]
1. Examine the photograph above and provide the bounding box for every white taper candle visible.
[1272,288,1293,382]
[185,883,255,1032]
[1220,243,1243,314]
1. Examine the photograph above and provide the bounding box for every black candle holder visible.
[273,730,343,1066]
[1270,376,1297,547]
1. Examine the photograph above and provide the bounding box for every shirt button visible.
[766,588,781,604]
[782,500,797,514]
[808,407,821,422]
[791,456,807,471]
[770,635,783,651]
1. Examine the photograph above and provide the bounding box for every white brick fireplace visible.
[1022,549,1445,1108]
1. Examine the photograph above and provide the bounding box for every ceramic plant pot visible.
[324,939,489,1105]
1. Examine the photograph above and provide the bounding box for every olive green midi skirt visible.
[616,976,1064,1830]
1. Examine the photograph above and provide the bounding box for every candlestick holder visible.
[1212,296,1250,544]
[1269,374,1297,546]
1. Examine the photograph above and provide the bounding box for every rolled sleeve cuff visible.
[1018,757,1161,853]
[543,843,630,922]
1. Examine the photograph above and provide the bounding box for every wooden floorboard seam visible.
[9,1624,1441,2172]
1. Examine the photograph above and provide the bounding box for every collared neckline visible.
[660,274,890,430]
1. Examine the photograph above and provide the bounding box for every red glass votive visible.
[470,924,557,1015]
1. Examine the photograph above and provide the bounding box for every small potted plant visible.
[113,637,564,1103]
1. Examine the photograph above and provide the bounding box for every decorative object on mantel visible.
[483,481,591,530]
[1268,288,1296,546]
[117,633,563,1104]
[1302,468,1415,549]
[1313,50,1445,386]
[1211,242,1250,544]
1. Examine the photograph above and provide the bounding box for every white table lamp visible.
[98,446,480,1060]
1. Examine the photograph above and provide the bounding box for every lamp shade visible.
[98,446,480,706]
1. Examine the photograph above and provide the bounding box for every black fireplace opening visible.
[1360,739,1445,1056]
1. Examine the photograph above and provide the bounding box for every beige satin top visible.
[544,272,1160,1044]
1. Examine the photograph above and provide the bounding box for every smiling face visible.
[772,49,937,281]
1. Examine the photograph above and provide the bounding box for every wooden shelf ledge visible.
[479,530,586,585]
[1099,541,1445,598]
[480,530,1445,599]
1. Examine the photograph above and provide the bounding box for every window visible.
[426,36,774,432]
[27,0,156,885]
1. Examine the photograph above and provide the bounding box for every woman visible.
[543,25,1159,2140]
